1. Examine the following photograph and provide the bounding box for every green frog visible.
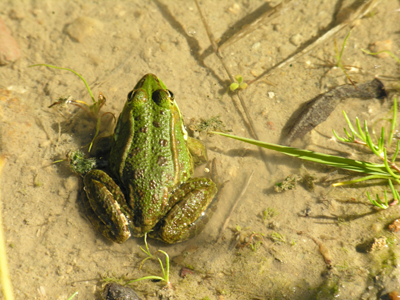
[80,74,218,244]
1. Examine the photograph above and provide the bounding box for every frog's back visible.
[110,74,194,231]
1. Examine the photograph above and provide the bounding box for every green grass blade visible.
[379,127,385,151]
[362,49,400,64]
[389,98,397,147]
[356,117,366,141]
[332,174,393,186]
[393,141,400,162]
[212,132,392,176]
[338,30,352,62]
[67,292,79,300]
[383,149,400,179]
[29,64,95,103]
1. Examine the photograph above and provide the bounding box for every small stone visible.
[186,26,197,37]
[39,140,51,148]
[388,291,400,299]
[250,69,261,77]
[268,221,280,230]
[368,236,387,252]
[65,17,103,43]
[272,24,281,32]
[227,3,241,14]
[251,42,261,50]
[227,165,237,177]
[389,219,400,232]
[102,283,142,300]
[289,33,303,47]
[65,265,73,274]
[56,265,65,276]
[159,42,169,52]
[368,40,392,58]
[0,17,20,65]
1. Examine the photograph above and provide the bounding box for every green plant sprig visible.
[126,232,171,289]
[333,99,400,177]
[30,64,95,102]
[367,178,400,209]
[361,49,400,64]
[211,131,391,176]
[67,292,79,300]
[334,30,357,88]
[211,99,400,209]
[229,74,248,92]
[30,64,115,152]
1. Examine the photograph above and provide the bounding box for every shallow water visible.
[1,0,400,299]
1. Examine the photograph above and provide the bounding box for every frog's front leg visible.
[152,177,218,244]
[83,169,133,243]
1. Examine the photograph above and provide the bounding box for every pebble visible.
[368,39,393,58]
[102,283,142,300]
[0,17,20,65]
[368,236,387,252]
[289,33,303,47]
[227,3,241,14]
[389,219,400,232]
[65,17,103,43]
[251,42,261,50]
[389,291,400,299]
[159,42,169,52]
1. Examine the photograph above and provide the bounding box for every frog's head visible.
[126,73,174,110]
[123,74,188,140]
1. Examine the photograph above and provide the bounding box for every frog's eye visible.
[152,90,163,106]
[167,90,174,100]
[127,90,136,100]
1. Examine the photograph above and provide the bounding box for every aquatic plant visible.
[212,98,400,209]
[127,232,172,289]
[29,64,114,152]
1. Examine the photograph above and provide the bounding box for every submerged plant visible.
[229,74,248,92]
[126,232,172,289]
[361,49,400,65]
[212,98,400,209]
[67,292,78,300]
[334,30,357,87]
[30,64,115,152]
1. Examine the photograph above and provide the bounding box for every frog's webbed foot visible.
[152,158,227,244]
[82,169,132,244]
[187,136,208,166]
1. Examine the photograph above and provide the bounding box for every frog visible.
[80,74,218,244]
